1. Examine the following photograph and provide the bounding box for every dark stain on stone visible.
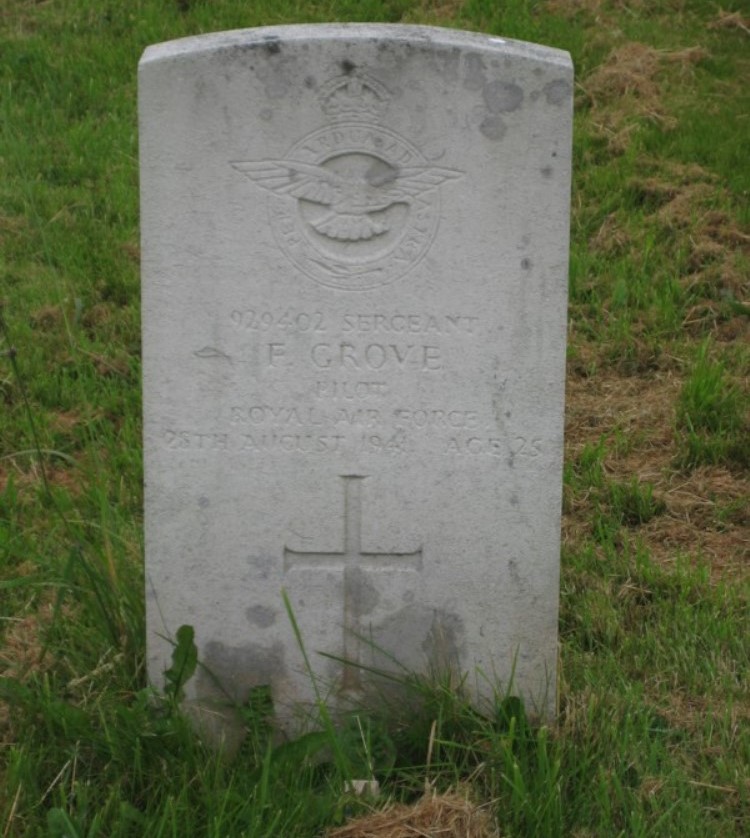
[421,610,465,677]
[521,257,532,270]
[341,59,356,75]
[247,553,274,582]
[360,605,465,687]
[483,80,523,113]
[199,639,285,704]
[198,495,209,509]
[348,567,380,617]
[304,75,316,89]
[365,158,398,187]
[479,115,506,141]
[254,61,290,99]
[263,37,281,55]
[362,605,433,676]
[246,604,277,628]
[463,53,486,91]
[508,558,521,585]
[541,166,553,179]
[433,47,460,82]
[544,79,571,106]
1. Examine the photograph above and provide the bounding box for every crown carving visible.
[319,73,391,122]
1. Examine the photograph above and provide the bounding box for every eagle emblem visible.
[231,81,463,291]
[231,159,463,243]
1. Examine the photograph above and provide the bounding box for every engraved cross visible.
[284,474,422,691]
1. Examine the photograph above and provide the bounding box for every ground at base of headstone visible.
[327,787,499,838]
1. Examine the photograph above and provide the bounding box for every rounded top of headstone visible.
[139,23,572,72]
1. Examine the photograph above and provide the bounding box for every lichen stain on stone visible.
[421,610,465,678]
[198,639,285,704]
[217,40,278,70]
[192,75,216,103]
[247,553,274,582]
[348,567,381,617]
[245,604,277,628]
[365,604,434,674]
[507,558,522,586]
[431,47,460,82]
[360,605,465,684]
[365,158,399,187]
[479,114,507,141]
[263,37,281,55]
[463,53,487,91]
[544,79,571,106]
[237,38,293,99]
[483,81,524,113]
[258,70,290,99]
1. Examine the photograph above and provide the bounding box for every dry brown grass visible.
[0,596,58,745]
[402,0,467,24]
[655,690,750,740]
[623,160,750,326]
[0,457,82,497]
[29,304,64,331]
[708,10,750,35]
[0,605,53,683]
[588,212,632,256]
[564,371,750,580]
[0,214,27,251]
[584,43,663,107]
[326,789,500,838]
[659,183,748,310]
[580,42,709,152]
[542,0,609,18]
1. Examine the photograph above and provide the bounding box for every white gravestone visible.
[139,24,572,737]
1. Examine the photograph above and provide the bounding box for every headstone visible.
[139,24,572,740]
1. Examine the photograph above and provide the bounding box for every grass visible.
[676,340,749,468]
[1,0,749,835]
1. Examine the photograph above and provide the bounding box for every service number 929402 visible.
[230,309,327,333]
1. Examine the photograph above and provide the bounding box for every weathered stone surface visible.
[139,24,572,738]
